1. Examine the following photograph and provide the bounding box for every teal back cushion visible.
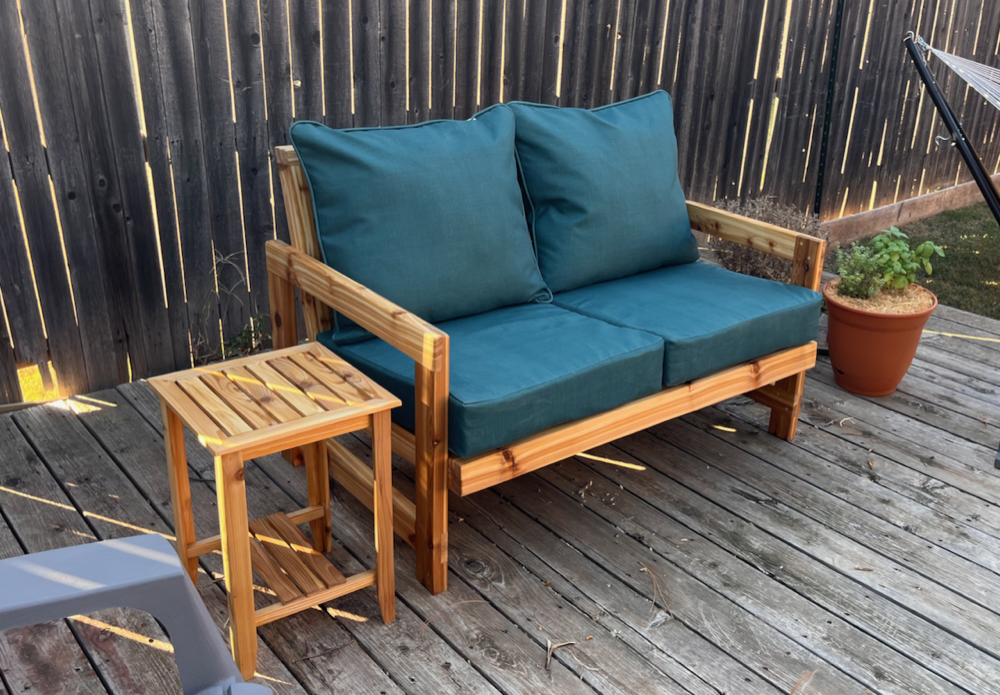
[289,105,550,338]
[510,91,699,293]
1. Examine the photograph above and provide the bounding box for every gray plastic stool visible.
[0,534,272,695]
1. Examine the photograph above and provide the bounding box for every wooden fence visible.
[1,0,999,403]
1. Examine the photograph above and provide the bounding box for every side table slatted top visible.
[149,343,400,459]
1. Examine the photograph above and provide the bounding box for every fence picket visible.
[89,0,178,378]
[189,0,252,352]
[0,98,47,377]
[228,0,275,333]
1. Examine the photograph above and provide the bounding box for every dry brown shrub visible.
[709,197,828,282]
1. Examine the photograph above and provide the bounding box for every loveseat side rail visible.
[264,241,448,371]
[687,201,827,292]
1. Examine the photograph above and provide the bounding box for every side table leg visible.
[372,411,396,623]
[162,404,199,583]
[305,440,332,553]
[215,452,258,680]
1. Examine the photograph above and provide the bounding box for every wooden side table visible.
[149,343,401,679]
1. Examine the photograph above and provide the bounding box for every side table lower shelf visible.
[246,512,376,627]
[185,507,380,629]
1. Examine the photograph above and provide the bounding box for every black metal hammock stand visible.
[902,32,1000,468]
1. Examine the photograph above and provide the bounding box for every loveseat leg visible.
[768,371,805,441]
[415,363,449,594]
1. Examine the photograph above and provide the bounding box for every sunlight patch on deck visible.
[577,452,646,471]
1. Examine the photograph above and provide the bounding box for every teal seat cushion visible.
[509,91,699,293]
[289,105,550,341]
[316,304,664,458]
[554,263,821,387]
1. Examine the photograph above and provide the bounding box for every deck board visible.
[1,309,999,694]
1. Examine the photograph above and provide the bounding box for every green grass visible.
[889,202,1000,320]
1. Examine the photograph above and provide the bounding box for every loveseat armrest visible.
[265,239,448,372]
[687,201,826,292]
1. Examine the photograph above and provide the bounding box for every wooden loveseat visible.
[266,93,825,595]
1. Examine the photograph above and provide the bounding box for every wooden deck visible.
[1,303,998,695]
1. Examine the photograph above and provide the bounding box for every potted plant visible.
[824,227,944,396]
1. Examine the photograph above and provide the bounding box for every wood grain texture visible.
[327,436,417,545]
[178,377,256,436]
[353,0,381,127]
[250,516,326,594]
[688,201,824,262]
[250,534,304,603]
[274,148,332,339]
[259,0,293,245]
[229,0,275,326]
[152,344,397,463]
[225,365,303,422]
[188,506,325,559]
[86,0,176,378]
[371,409,396,622]
[0,90,46,383]
[41,0,135,386]
[414,354,449,594]
[0,317,19,405]
[303,439,333,553]
[253,569,376,625]
[67,389,307,694]
[268,435,598,694]
[129,0,214,368]
[188,0,252,344]
[0,1,89,396]
[201,371,278,429]
[266,510,343,584]
[162,403,200,582]
[245,360,327,416]
[217,452,259,679]
[268,271,299,351]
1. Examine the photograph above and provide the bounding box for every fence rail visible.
[1,0,999,403]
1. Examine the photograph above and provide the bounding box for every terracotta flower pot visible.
[823,280,938,397]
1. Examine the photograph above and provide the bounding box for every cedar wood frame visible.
[267,146,826,594]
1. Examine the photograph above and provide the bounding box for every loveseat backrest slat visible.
[275,145,331,340]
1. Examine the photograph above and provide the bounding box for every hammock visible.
[916,36,1000,114]
[905,33,1000,470]
[904,32,1000,227]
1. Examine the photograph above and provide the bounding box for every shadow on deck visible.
[0,303,998,695]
